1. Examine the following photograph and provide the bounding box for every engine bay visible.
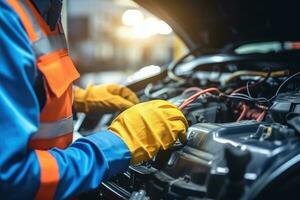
[78,48,300,200]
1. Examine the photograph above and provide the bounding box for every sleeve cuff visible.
[86,131,131,178]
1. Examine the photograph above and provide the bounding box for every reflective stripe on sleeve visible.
[33,116,73,139]
[35,150,59,200]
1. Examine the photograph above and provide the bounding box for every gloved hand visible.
[73,84,139,113]
[109,100,188,164]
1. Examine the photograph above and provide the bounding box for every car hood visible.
[134,0,300,50]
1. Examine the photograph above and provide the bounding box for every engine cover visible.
[90,120,300,200]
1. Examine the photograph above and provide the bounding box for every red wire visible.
[237,104,248,122]
[179,87,266,122]
[256,110,267,122]
[179,87,267,122]
[182,87,202,94]
[231,86,247,94]
[179,88,220,110]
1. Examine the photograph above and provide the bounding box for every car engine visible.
[78,50,300,200]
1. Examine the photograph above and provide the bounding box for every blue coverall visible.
[0,1,131,199]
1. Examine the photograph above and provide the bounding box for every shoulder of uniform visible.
[0,1,20,21]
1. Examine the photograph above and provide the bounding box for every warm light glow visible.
[120,10,173,39]
[132,17,158,39]
[156,20,172,35]
[135,17,172,37]
[122,9,144,26]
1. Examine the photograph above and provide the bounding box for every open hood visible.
[134,0,300,50]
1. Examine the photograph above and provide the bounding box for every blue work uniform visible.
[0,1,131,199]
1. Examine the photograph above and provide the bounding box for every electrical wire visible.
[179,88,266,122]
[223,93,268,103]
[182,87,202,94]
[167,47,203,83]
[243,71,300,103]
[231,68,272,94]
[237,104,248,121]
[180,88,265,111]
[268,71,300,101]
[223,95,255,102]
[179,72,299,115]
[224,72,298,121]
[256,110,267,122]
[144,83,153,98]
[230,71,300,105]
[179,88,220,110]
[246,69,272,98]
[224,70,288,84]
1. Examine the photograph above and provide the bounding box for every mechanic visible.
[0,0,188,199]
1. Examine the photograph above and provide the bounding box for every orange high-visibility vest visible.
[7,0,80,199]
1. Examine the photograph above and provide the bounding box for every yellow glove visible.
[109,100,188,164]
[73,84,139,113]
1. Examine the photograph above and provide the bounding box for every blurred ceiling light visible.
[156,20,172,35]
[122,9,144,26]
[132,17,172,39]
[119,13,173,39]
[132,17,158,39]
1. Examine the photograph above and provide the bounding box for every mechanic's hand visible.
[109,100,188,164]
[73,84,139,113]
